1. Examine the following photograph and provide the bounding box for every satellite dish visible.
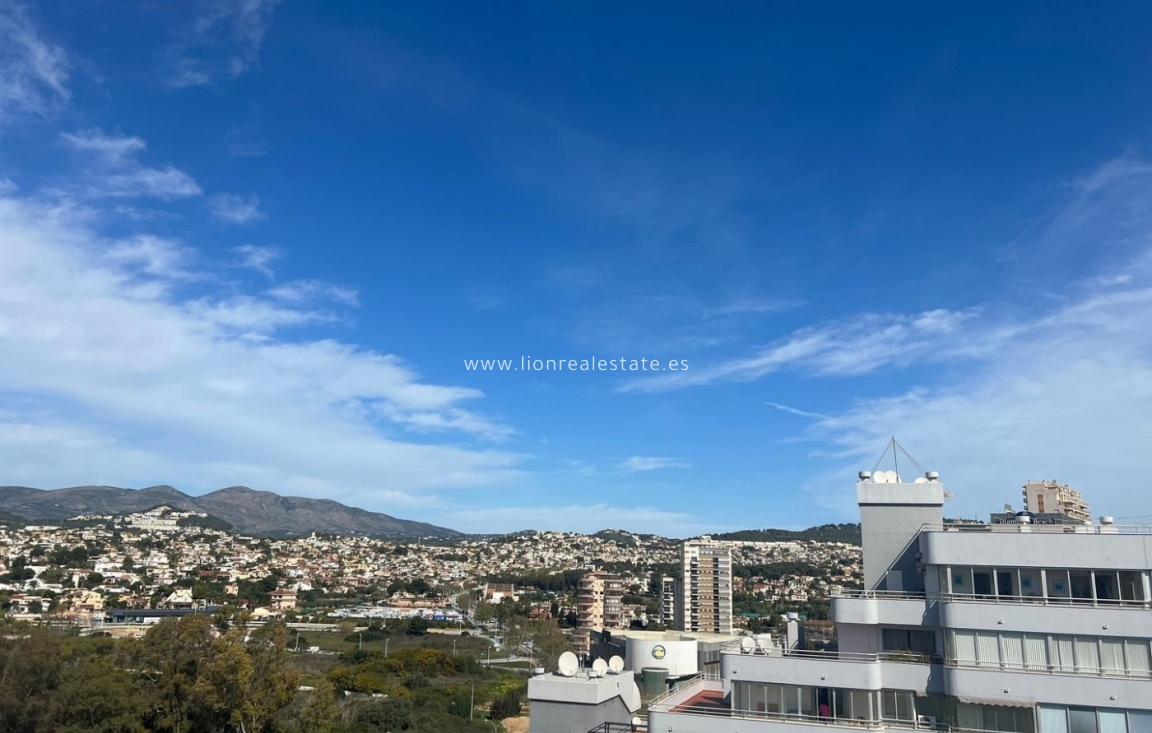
[558,652,578,677]
[740,637,755,652]
[886,470,899,483]
[873,471,888,484]
[608,655,625,673]
[593,658,609,676]
[914,477,928,484]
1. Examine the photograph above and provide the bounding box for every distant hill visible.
[0,485,459,538]
[712,523,861,545]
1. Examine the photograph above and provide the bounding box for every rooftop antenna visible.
[870,438,929,483]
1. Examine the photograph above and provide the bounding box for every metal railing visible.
[921,522,1152,535]
[831,589,926,600]
[946,658,1152,680]
[832,588,1152,609]
[653,705,1027,733]
[719,640,939,665]
[644,671,721,710]
[587,723,644,733]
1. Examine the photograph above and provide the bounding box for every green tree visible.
[294,680,339,733]
[530,619,570,672]
[407,616,429,636]
[355,697,412,731]
[489,688,522,720]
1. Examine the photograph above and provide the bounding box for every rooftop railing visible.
[718,640,939,665]
[831,588,1151,609]
[946,658,1152,680]
[921,522,1152,535]
[644,671,722,710]
[652,704,1027,733]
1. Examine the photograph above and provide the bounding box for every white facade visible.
[646,470,1152,733]
[678,538,733,634]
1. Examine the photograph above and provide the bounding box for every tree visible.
[406,616,429,636]
[293,680,339,733]
[530,619,570,672]
[42,654,149,733]
[490,688,522,720]
[355,697,412,731]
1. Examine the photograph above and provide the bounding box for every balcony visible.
[720,643,941,694]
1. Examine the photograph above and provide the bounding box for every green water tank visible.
[640,667,669,696]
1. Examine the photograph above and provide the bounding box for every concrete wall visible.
[648,710,842,733]
[722,652,881,690]
[625,637,698,678]
[528,698,634,733]
[858,482,944,592]
[938,597,1152,639]
[921,530,1152,571]
[832,596,940,627]
[944,666,1152,710]
[720,651,943,695]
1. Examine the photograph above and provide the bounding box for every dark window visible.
[1068,709,1098,733]
[882,628,936,655]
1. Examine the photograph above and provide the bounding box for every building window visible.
[880,690,914,722]
[1068,708,1100,733]
[882,628,936,655]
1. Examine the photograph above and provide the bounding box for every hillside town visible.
[0,506,862,632]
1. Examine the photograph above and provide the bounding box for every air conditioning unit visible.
[918,715,938,728]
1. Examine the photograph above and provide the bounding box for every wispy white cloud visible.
[766,401,831,420]
[208,192,265,225]
[231,244,281,278]
[442,503,727,536]
[167,0,282,87]
[60,129,201,199]
[619,455,692,472]
[767,156,1152,521]
[268,279,359,307]
[0,191,520,508]
[0,1,68,124]
[703,298,800,317]
[622,307,986,392]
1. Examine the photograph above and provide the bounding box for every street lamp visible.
[294,631,301,652]
[385,638,389,657]
[358,632,362,651]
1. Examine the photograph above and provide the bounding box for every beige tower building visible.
[1023,479,1091,524]
[676,538,733,634]
[573,570,624,654]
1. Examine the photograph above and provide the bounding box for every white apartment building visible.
[642,469,1152,733]
[676,538,733,635]
[574,570,624,654]
[658,575,677,628]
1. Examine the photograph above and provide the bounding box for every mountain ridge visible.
[0,484,459,538]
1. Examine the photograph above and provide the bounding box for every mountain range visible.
[0,485,459,538]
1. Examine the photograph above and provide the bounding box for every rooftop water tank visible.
[640,667,668,697]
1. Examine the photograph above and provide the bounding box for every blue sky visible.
[3,1,1152,535]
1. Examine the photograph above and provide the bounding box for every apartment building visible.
[1024,480,1092,524]
[677,538,733,634]
[657,575,678,628]
[573,570,624,654]
[643,468,1152,733]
